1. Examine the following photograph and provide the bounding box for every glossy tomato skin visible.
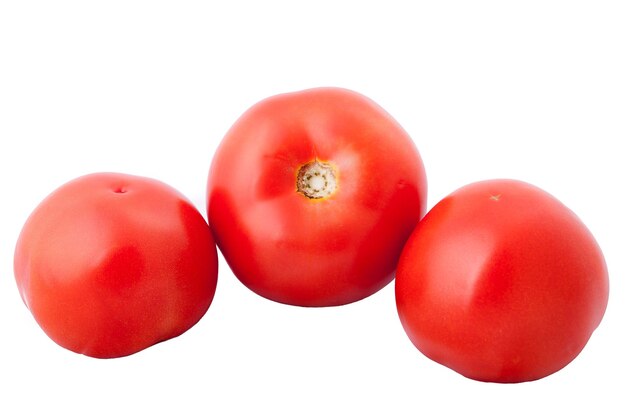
[14,173,218,358]
[396,179,609,382]
[208,87,427,307]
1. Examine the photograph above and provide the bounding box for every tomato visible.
[395,179,609,382]
[14,173,218,358]
[207,87,427,307]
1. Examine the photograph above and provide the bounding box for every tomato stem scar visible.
[296,160,337,199]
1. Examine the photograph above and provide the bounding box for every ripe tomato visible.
[207,87,427,307]
[14,173,218,358]
[395,179,609,382]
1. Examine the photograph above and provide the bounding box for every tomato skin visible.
[14,173,218,358]
[207,87,427,307]
[395,179,609,383]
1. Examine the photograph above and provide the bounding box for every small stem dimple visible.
[296,160,337,199]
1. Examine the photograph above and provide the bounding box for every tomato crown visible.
[296,159,338,199]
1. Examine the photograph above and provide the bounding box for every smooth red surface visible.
[208,87,427,307]
[396,179,609,382]
[14,173,218,358]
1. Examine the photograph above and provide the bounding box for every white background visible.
[1,1,625,415]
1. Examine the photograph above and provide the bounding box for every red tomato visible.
[396,179,609,382]
[14,173,218,358]
[207,87,427,306]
